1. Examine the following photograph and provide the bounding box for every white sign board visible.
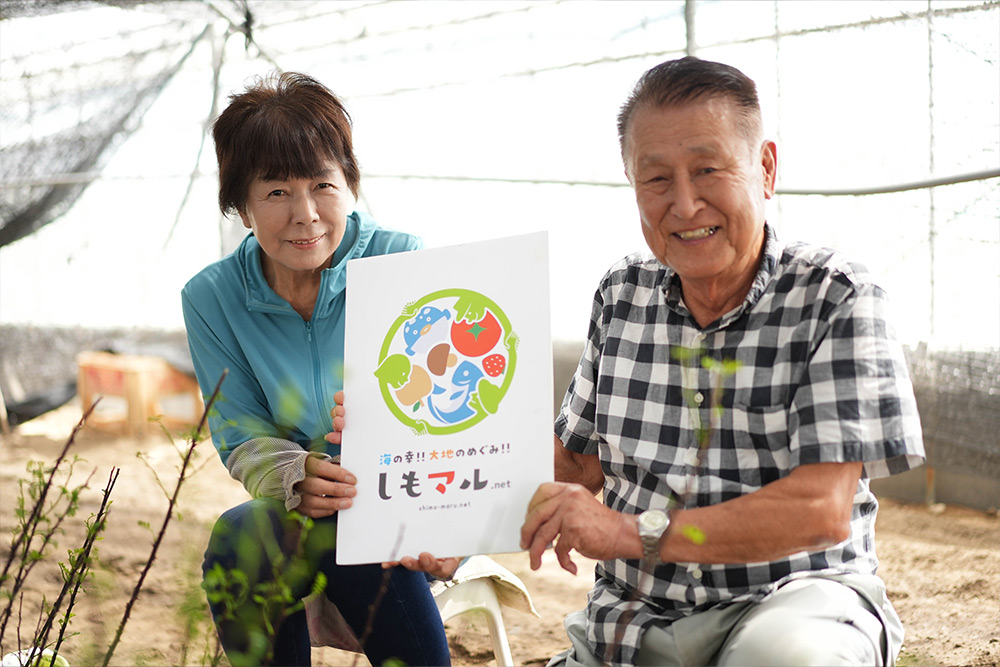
[337,232,554,564]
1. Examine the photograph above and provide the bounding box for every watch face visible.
[640,510,668,532]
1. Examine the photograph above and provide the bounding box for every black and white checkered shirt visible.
[555,225,925,666]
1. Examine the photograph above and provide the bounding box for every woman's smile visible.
[289,234,325,247]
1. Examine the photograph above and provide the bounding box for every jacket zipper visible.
[304,320,329,442]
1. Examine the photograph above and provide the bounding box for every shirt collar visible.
[661,223,782,329]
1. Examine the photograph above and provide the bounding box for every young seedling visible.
[1,402,103,665]
[100,371,228,667]
[608,344,741,663]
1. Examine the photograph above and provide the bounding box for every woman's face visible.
[239,159,354,284]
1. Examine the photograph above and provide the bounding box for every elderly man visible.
[520,57,925,666]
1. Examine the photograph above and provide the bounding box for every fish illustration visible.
[426,360,485,424]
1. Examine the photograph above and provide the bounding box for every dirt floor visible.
[1,403,997,667]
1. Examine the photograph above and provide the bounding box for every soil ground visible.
[1,403,997,666]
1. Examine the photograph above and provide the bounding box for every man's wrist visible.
[637,509,670,563]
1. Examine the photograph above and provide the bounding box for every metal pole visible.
[927,0,937,340]
[685,0,697,57]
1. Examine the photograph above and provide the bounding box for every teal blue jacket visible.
[182,211,421,465]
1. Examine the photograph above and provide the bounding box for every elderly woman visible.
[182,72,454,667]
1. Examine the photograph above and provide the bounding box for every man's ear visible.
[761,140,777,199]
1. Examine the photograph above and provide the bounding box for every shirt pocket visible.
[722,402,791,489]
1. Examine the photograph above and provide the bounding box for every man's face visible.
[624,97,776,293]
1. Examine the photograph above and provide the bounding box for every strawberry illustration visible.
[482,353,506,377]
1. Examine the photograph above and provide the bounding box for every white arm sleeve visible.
[225,437,336,512]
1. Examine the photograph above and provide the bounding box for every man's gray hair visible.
[617,57,763,158]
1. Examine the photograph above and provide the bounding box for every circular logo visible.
[374,289,517,435]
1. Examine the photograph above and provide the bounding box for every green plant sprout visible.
[202,513,327,667]
[610,344,741,663]
[669,344,742,545]
[3,367,393,667]
[0,401,105,666]
[38,469,118,666]
[175,544,226,667]
[99,370,228,667]
[1,370,229,667]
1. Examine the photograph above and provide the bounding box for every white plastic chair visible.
[434,576,515,666]
[431,555,538,667]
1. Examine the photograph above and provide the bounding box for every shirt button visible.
[691,567,703,580]
[693,392,704,404]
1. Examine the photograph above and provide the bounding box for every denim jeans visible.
[202,498,451,666]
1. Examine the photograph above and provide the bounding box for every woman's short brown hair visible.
[213,71,359,216]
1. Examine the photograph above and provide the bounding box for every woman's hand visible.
[319,389,460,579]
[294,454,356,519]
[385,553,461,581]
[301,390,351,518]
[324,390,345,446]
[316,390,460,579]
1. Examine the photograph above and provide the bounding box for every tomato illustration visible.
[482,354,506,377]
[450,311,502,357]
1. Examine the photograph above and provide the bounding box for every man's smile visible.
[675,226,719,240]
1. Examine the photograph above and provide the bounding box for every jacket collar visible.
[238,210,379,317]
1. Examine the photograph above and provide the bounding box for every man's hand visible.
[520,482,636,574]
[384,553,461,581]
[294,454,356,518]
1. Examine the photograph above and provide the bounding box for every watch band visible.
[637,508,670,563]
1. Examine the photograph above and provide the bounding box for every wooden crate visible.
[76,351,202,437]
